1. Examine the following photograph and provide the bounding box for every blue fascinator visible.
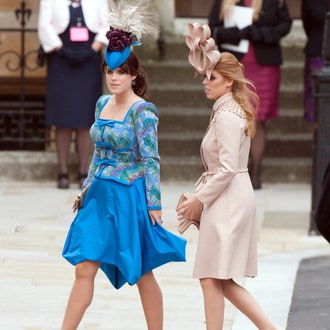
[105,28,141,70]
[104,0,159,70]
[104,46,130,70]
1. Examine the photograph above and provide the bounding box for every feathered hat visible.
[105,0,159,70]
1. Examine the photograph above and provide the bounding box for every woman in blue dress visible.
[61,11,186,329]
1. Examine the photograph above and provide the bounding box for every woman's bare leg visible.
[222,279,278,330]
[137,271,163,330]
[61,260,100,330]
[199,278,225,330]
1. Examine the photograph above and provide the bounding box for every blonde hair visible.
[219,0,283,21]
[213,52,259,137]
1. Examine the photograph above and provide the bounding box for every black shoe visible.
[78,173,88,189]
[251,178,262,190]
[57,173,69,189]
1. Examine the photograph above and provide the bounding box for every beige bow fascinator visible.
[186,22,221,79]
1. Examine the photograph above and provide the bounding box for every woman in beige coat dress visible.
[177,23,278,330]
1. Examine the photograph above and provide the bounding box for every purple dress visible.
[303,57,323,122]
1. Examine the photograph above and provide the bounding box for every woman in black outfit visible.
[38,0,109,189]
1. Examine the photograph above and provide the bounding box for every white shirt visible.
[38,0,110,52]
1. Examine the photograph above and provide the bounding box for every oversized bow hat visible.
[186,22,221,79]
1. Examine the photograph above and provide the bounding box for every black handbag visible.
[37,46,46,67]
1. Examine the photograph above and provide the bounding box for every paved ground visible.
[0,180,329,330]
[286,255,330,330]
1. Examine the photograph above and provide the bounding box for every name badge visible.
[70,26,89,42]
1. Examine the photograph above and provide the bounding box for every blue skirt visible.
[62,177,186,289]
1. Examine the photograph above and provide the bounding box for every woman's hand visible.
[148,210,163,226]
[177,193,202,220]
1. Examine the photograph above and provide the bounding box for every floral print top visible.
[83,94,161,210]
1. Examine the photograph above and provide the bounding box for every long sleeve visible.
[38,0,110,52]
[134,103,161,210]
[255,1,292,45]
[84,0,110,45]
[196,111,243,207]
[38,0,63,52]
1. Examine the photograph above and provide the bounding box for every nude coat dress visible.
[193,92,258,279]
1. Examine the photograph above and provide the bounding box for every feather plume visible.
[107,0,159,42]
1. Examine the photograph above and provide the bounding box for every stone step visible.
[279,85,304,110]
[149,83,304,109]
[158,107,310,135]
[158,132,312,158]
[0,151,312,184]
[159,156,312,183]
[282,42,305,62]
[149,84,207,107]
[260,157,312,183]
[143,58,304,86]
[267,109,311,134]
[0,100,45,110]
[266,133,313,158]
[281,61,304,85]
[145,61,200,85]
[158,107,210,133]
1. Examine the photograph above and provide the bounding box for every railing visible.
[0,1,46,150]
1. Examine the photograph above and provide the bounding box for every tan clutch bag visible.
[176,192,202,234]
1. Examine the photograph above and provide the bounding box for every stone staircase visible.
[135,23,313,183]
[0,22,313,184]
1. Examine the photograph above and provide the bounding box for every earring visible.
[132,80,136,86]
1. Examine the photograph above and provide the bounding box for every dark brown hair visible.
[102,52,149,98]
